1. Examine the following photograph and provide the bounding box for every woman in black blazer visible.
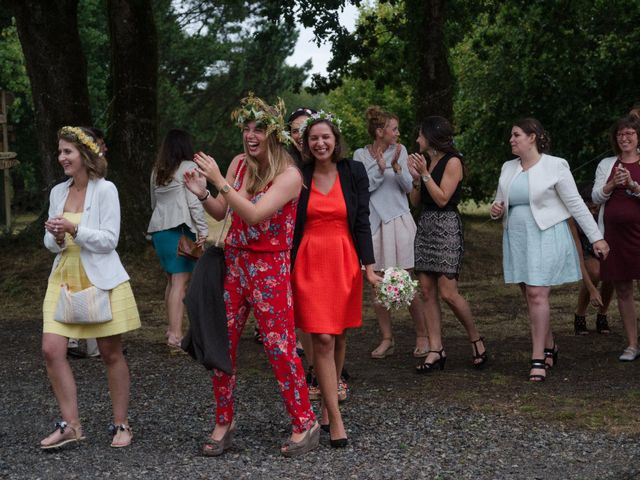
[291,113,381,448]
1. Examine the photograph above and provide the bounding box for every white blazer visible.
[591,156,617,234]
[44,177,130,290]
[492,154,603,244]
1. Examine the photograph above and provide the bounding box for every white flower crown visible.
[299,110,343,137]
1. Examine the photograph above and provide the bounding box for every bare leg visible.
[312,333,345,440]
[600,281,614,315]
[166,272,190,344]
[97,335,132,445]
[41,333,82,445]
[298,330,313,369]
[614,281,638,349]
[437,275,484,362]
[409,286,428,353]
[417,273,444,365]
[524,285,551,379]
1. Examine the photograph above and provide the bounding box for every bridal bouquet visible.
[376,267,418,310]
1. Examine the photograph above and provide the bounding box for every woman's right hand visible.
[490,201,505,219]
[183,170,207,198]
[45,217,66,245]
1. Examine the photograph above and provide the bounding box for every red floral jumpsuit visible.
[212,163,315,433]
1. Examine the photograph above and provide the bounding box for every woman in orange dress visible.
[292,112,381,448]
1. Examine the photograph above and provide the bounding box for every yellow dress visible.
[42,212,141,338]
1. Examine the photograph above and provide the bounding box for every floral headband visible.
[299,110,343,137]
[59,126,101,155]
[230,93,291,145]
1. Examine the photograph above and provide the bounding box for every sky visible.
[285,3,359,77]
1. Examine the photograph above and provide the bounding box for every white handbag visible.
[53,284,113,324]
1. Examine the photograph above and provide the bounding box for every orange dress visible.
[292,178,363,334]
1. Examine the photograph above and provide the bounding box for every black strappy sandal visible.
[415,348,446,374]
[470,337,488,369]
[528,359,547,382]
[544,344,559,369]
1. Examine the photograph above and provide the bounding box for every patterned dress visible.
[212,162,315,433]
[414,153,464,279]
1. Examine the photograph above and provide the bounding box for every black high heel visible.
[330,437,348,448]
[529,359,547,382]
[596,314,610,334]
[470,337,488,368]
[574,314,589,335]
[415,348,446,374]
[544,344,559,369]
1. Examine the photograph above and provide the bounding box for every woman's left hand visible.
[194,152,224,186]
[408,153,428,177]
[592,239,610,260]
[365,266,383,287]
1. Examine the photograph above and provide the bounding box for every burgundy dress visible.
[600,160,640,281]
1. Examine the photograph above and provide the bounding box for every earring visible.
[430,149,438,157]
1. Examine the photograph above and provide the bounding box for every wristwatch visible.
[219,184,231,194]
[421,174,431,184]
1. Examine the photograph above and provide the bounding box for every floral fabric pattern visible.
[212,247,315,433]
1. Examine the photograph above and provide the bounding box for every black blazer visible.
[292,159,375,269]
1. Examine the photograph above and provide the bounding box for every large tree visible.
[107,0,158,247]
[3,0,92,191]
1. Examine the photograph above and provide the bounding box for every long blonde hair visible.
[243,133,294,194]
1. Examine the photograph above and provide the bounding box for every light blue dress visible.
[503,172,581,286]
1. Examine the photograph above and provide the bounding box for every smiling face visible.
[58,139,86,177]
[290,115,309,152]
[379,118,400,145]
[308,122,336,163]
[242,121,268,160]
[616,127,638,154]
[509,126,537,157]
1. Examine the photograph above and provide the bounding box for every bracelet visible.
[72,224,78,238]
[421,174,431,184]
[197,189,210,202]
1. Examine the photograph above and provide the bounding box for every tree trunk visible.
[406,0,453,121]
[7,0,92,192]
[106,0,158,249]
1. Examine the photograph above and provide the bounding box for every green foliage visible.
[327,77,414,155]
[0,19,38,206]
[452,0,640,199]
[155,0,309,171]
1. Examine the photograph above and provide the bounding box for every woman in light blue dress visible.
[491,118,609,381]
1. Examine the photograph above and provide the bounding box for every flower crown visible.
[231,93,291,145]
[59,126,101,155]
[300,110,343,137]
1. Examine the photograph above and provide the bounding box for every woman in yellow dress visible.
[40,126,141,449]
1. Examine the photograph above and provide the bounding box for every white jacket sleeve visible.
[43,192,65,253]
[556,160,603,243]
[184,172,209,237]
[592,158,613,205]
[73,182,120,253]
[490,162,508,219]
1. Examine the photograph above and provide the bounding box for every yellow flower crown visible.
[59,126,101,155]
[230,93,291,145]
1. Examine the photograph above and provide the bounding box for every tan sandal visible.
[202,421,236,457]
[280,422,320,457]
[371,338,395,359]
[109,423,133,448]
[40,421,85,450]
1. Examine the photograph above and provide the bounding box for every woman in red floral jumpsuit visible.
[185,95,318,457]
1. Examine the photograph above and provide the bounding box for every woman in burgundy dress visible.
[592,114,640,361]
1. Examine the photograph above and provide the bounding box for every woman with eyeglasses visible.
[592,114,640,361]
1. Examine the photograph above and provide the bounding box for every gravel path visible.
[2,318,639,480]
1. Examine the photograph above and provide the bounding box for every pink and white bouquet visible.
[376,267,418,310]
